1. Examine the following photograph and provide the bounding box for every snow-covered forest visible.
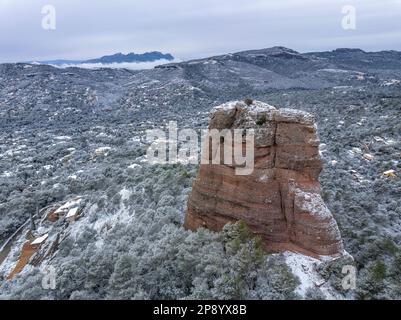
[0,48,400,299]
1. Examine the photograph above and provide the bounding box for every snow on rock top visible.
[66,207,79,219]
[212,100,276,113]
[55,198,82,214]
[211,100,315,125]
[31,234,48,245]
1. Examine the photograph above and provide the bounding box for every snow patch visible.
[55,198,82,214]
[319,68,350,73]
[293,188,331,220]
[283,252,344,299]
[119,188,132,201]
[95,147,112,156]
[54,136,72,141]
[1,171,13,177]
[128,163,142,169]
[66,207,79,219]
[382,79,400,86]
[259,175,269,182]
[31,234,48,245]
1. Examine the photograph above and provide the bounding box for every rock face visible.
[185,100,344,257]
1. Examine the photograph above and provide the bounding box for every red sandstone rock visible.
[185,100,344,257]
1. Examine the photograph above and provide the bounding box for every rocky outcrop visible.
[185,100,344,257]
[1,198,84,280]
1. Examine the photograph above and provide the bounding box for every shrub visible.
[244,98,254,106]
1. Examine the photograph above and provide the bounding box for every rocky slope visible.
[185,100,344,257]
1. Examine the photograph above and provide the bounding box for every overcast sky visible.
[0,0,401,62]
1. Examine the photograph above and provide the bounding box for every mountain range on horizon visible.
[28,51,175,66]
[22,46,401,68]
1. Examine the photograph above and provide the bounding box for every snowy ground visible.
[283,251,353,299]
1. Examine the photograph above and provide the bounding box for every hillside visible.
[0,47,400,299]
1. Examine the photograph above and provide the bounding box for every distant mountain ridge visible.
[31,51,174,66]
[158,46,401,73]
[153,46,401,89]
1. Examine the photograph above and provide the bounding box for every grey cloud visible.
[0,0,400,62]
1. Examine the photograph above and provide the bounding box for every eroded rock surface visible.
[185,100,344,257]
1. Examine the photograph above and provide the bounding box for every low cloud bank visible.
[45,59,181,70]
